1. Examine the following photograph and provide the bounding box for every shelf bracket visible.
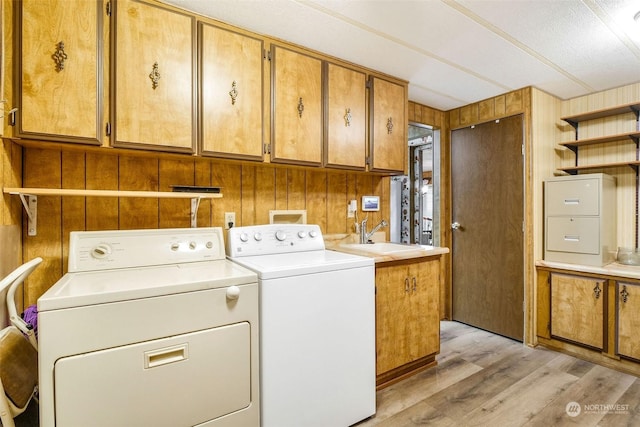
[17,193,38,236]
[190,197,201,228]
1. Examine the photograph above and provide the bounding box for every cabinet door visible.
[17,0,102,144]
[369,76,406,173]
[617,282,640,360]
[112,0,195,152]
[551,273,604,349]
[200,23,264,160]
[375,264,411,374]
[324,63,366,170]
[271,45,322,165]
[407,260,440,360]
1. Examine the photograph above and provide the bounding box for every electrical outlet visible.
[347,199,357,218]
[224,212,236,229]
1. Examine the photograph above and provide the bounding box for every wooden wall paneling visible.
[506,90,524,114]
[23,148,62,305]
[241,165,257,225]
[86,153,119,231]
[374,175,391,240]
[494,94,506,117]
[305,170,327,230]
[1,140,22,225]
[274,168,288,210]
[158,158,194,228]
[255,166,276,225]
[212,162,241,228]
[118,156,159,229]
[326,172,347,234]
[478,99,494,122]
[61,151,86,273]
[194,160,212,227]
[287,169,306,210]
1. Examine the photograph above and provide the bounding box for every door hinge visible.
[263,143,271,154]
[106,122,111,136]
[522,144,525,156]
[365,156,371,166]
[264,49,271,61]
[106,1,112,16]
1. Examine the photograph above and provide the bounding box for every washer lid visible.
[38,260,257,311]
[228,250,373,280]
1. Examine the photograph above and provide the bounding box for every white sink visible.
[340,242,428,255]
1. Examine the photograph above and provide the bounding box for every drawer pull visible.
[621,285,629,303]
[564,198,580,205]
[145,344,188,369]
[563,235,580,242]
[593,282,601,299]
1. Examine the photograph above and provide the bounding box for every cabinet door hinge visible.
[106,122,111,136]
[365,156,371,167]
[263,143,271,154]
[522,144,525,156]
[365,79,372,90]
[106,1,112,16]
[264,49,271,61]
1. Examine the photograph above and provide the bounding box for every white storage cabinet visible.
[544,173,616,266]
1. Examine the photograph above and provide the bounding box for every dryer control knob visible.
[226,286,240,300]
[297,231,307,239]
[309,230,318,238]
[189,241,197,250]
[239,233,249,242]
[275,230,287,241]
[254,232,263,241]
[91,244,112,259]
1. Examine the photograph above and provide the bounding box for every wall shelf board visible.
[559,131,640,150]
[561,102,640,129]
[558,160,640,175]
[3,187,222,234]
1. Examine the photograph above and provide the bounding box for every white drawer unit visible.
[544,173,616,266]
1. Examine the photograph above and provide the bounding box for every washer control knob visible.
[309,230,318,238]
[189,241,197,250]
[275,230,287,241]
[206,241,213,249]
[226,285,240,300]
[91,244,112,259]
[298,231,307,239]
[239,232,249,242]
[170,243,180,251]
[254,232,263,241]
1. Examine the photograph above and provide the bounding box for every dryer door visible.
[54,322,252,426]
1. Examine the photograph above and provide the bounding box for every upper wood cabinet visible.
[271,45,322,166]
[199,23,264,160]
[111,0,195,153]
[324,63,367,170]
[369,76,407,173]
[15,0,103,144]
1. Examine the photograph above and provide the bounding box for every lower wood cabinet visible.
[375,257,440,388]
[550,273,604,349]
[537,266,640,376]
[617,282,640,361]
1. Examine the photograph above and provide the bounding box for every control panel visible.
[68,227,225,272]
[226,224,324,257]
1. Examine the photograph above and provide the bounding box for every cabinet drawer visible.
[545,178,600,216]
[546,217,600,254]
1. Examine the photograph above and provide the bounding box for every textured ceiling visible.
[161,0,640,111]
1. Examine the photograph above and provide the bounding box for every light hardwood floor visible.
[356,321,640,427]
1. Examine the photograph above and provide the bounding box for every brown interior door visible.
[451,115,524,341]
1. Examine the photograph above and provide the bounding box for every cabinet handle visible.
[386,117,393,134]
[52,41,68,72]
[297,97,304,118]
[149,62,161,90]
[344,108,352,127]
[593,282,601,299]
[412,277,417,293]
[404,277,410,294]
[229,81,238,105]
[621,285,629,303]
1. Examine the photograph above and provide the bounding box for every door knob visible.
[451,222,461,230]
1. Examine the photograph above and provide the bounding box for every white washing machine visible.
[37,227,259,427]
[227,224,375,427]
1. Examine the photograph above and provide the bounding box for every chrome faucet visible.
[360,218,388,244]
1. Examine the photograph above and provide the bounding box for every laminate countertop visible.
[324,233,449,263]
[536,259,640,281]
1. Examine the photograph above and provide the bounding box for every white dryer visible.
[227,224,376,427]
[38,227,259,427]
